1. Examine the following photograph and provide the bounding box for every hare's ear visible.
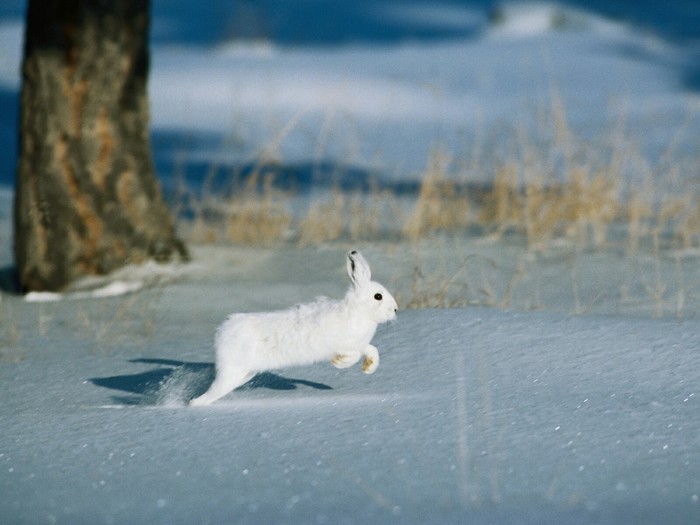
[347,250,372,286]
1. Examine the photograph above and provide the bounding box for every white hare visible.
[189,250,397,406]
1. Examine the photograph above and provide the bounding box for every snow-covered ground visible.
[1,244,699,524]
[1,1,700,523]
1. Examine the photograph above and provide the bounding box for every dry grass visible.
[399,250,472,309]
[625,189,655,253]
[176,166,292,246]
[296,186,404,246]
[391,240,529,310]
[478,163,621,251]
[71,291,163,350]
[0,284,168,360]
[479,163,521,235]
[297,189,346,246]
[174,133,698,256]
[403,148,471,241]
[224,171,292,245]
[170,98,700,315]
[0,293,22,362]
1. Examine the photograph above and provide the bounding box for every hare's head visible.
[346,250,398,324]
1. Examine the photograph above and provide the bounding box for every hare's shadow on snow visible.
[90,358,332,406]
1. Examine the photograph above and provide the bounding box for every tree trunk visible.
[14,0,187,293]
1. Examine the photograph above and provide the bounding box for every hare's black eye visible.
[374,293,383,301]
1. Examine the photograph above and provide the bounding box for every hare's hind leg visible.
[189,368,254,406]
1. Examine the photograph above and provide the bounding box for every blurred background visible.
[2,1,700,309]
[2,0,699,189]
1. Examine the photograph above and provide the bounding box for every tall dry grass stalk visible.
[297,189,346,246]
[0,293,22,361]
[296,186,403,246]
[658,194,700,250]
[478,163,621,251]
[398,246,472,309]
[174,165,292,246]
[404,148,471,240]
[625,190,654,253]
[224,171,292,245]
[479,163,521,235]
[565,167,619,246]
[349,185,405,241]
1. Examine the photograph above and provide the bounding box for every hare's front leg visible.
[361,344,379,374]
[332,351,361,369]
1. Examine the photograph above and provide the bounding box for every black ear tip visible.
[350,250,358,256]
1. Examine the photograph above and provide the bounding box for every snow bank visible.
[24,280,145,302]
[144,2,696,183]
[488,2,625,37]
[20,258,192,302]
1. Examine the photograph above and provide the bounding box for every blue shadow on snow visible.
[90,357,332,406]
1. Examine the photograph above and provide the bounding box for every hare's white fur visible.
[190,251,397,406]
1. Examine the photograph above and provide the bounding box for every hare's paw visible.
[332,352,361,369]
[361,345,379,374]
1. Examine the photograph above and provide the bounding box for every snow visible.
[141,1,699,182]
[21,259,191,302]
[1,287,699,524]
[146,23,693,180]
[489,2,625,37]
[2,243,700,524]
[24,280,144,302]
[1,1,700,523]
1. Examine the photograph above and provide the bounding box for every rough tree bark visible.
[14,0,187,292]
